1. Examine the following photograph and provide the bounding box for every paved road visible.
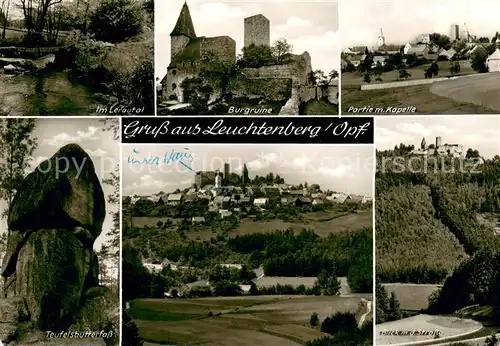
[430,72,500,111]
[435,333,500,345]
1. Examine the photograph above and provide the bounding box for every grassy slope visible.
[130,295,363,345]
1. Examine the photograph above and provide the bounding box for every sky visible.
[123,144,373,197]
[0,118,120,253]
[157,0,339,79]
[376,116,500,159]
[341,0,500,48]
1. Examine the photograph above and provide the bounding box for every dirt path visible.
[358,298,372,327]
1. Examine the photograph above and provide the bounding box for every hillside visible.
[376,149,500,284]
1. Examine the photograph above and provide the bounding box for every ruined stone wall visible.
[241,52,312,85]
[200,36,236,67]
[163,64,199,102]
[170,35,190,61]
[229,76,292,101]
[244,15,270,47]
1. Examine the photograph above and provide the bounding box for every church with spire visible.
[162,1,236,102]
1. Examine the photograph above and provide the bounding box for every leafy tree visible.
[375,280,388,323]
[122,310,143,346]
[430,33,451,49]
[398,67,411,80]
[471,51,489,73]
[387,292,402,321]
[425,62,439,78]
[98,118,120,291]
[362,72,372,83]
[0,119,38,219]
[272,38,293,64]
[310,312,319,327]
[449,60,460,76]
[90,0,142,43]
[239,43,273,68]
[321,312,358,335]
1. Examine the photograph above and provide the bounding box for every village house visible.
[346,194,364,203]
[253,197,269,207]
[219,209,233,218]
[312,199,323,205]
[219,264,243,270]
[281,197,291,205]
[167,193,183,205]
[192,216,205,224]
[260,185,281,196]
[327,193,348,204]
[405,44,432,59]
[143,263,163,274]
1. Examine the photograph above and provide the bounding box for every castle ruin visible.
[244,14,270,48]
[412,136,464,157]
[162,2,336,114]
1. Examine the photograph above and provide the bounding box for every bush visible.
[90,0,142,43]
[310,312,319,327]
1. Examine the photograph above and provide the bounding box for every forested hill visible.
[376,147,500,284]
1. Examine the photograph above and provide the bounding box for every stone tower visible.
[421,137,426,149]
[436,136,442,148]
[170,2,197,60]
[244,14,270,47]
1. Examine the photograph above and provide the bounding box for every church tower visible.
[421,137,426,150]
[170,2,197,61]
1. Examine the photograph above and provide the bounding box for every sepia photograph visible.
[0,118,120,345]
[375,116,500,345]
[121,145,373,346]
[341,0,500,115]
[0,0,154,116]
[156,0,339,116]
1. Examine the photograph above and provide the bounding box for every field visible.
[376,314,482,345]
[382,283,442,311]
[129,209,372,242]
[130,295,367,345]
[341,61,499,115]
[231,209,372,238]
[342,61,476,87]
[342,84,496,115]
[254,277,317,289]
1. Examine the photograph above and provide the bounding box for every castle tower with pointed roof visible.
[163,2,236,102]
[170,2,197,60]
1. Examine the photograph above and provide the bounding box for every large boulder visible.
[8,144,106,239]
[15,229,98,331]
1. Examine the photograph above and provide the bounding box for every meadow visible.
[382,283,442,311]
[130,295,368,346]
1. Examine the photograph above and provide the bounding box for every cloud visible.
[285,30,340,71]
[245,152,284,171]
[45,126,99,147]
[397,122,432,136]
[318,165,350,178]
[124,174,184,194]
[87,149,108,157]
[292,157,311,168]
[195,2,246,24]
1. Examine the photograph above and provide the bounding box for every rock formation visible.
[0,144,116,345]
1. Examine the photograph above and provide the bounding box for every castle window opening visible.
[172,70,177,76]
[172,83,177,90]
